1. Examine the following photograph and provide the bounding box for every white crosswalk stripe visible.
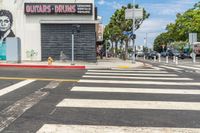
[85,72,178,76]
[56,98,200,110]
[71,86,200,94]
[159,65,183,70]
[37,124,200,133]
[79,79,200,86]
[83,75,192,80]
[37,68,200,133]
[152,66,166,70]
[0,80,35,97]
[88,69,169,73]
[178,65,200,70]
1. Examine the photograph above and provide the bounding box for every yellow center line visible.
[0,77,79,82]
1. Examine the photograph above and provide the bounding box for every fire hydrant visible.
[48,57,53,65]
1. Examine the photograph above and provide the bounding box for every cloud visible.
[97,0,124,9]
[137,19,170,33]
[144,0,197,16]
[135,19,172,46]
[112,1,124,9]
[98,0,105,5]
[135,0,197,47]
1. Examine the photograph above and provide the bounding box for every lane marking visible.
[178,65,200,70]
[0,80,35,97]
[0,90,48,132]
[152,66,166,70]
[112,68,156,71]
[0,77,78,82]
[37,124,200,133]
[83,75,192,81]
[159,65,183,70]
[71,86,200,95]
[87,70,168,73]
[79,79,200,86]
[57,99,200,110]
[85,72,178,77]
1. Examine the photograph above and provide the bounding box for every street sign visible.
[189,33,197,45]
[123,31,132,35]
[125,8,143,19]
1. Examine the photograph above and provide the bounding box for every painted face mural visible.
[0,9,15,42]
[0,9,15,60]
[0,16,11,32]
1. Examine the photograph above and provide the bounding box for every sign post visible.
[189,33,197,63]
[125,4,143,63]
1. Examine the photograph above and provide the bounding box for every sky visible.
[95,0,199,48]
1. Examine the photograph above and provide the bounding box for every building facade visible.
[0,0,99,62]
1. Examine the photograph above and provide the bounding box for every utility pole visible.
[145,33,148,48]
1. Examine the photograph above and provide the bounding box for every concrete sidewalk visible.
[0,58,144,69]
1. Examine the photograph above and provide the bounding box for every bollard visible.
[154,56,156,62]
[192,53,196,63]
[48,57,53,65]
[175,57,178,65]
[173,56,175,62]
[166,56,169,64]
[144,55,146,60]
[158,54,161,62]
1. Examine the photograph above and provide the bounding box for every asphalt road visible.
[1,66,200,132]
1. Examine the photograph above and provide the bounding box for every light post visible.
[71,25,80,65]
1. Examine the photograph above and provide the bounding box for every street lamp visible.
[71,24,80,65]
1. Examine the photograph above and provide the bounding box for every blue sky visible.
[95,0,199,48]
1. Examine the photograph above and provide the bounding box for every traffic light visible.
[130,34,136,39]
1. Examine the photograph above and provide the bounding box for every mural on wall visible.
[0,9,15,60]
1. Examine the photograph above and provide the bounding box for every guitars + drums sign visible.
[24,3,93,15]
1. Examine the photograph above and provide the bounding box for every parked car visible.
[160,52,167,57]
[182,52,192,58]
[136,52,144,57]
[166,50,184,59]
[147,51,158,59]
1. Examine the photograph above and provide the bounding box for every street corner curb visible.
[117,66,130,69]
[0,64,86,69]
[85,66,111,70]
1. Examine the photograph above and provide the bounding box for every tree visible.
[154,2,200,52]
[104,3,150,59]
[166,2,199,41]
[153,32,170,52]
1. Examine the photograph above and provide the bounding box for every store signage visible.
[24,3,93,15]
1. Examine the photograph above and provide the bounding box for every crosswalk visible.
[36,68,200,133]
[158,64,200,72]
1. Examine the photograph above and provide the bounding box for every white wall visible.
[1,0,95,61]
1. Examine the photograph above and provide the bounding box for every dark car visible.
[147,51,158,59]
[166,50,184,59]
[160,52,167,57]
